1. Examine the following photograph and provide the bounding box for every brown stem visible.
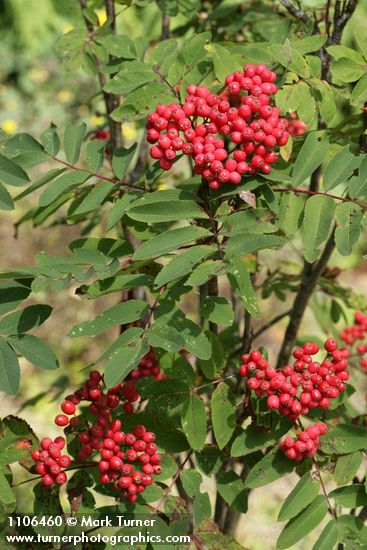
[330,0,358,45]
[361,104,367,154]
[312,458,337,520]
[208,276,219,335]
[153,451,193,515]
[214,490,228,532]
[273,187,367,210]
[276,227,336,368]
[253,309,292,341]
[279,0,311,24]
[143,286,166,332]
[161,14,170,40]
[105,0,116,32]
[49,154,145,191]
[223,462,250,534]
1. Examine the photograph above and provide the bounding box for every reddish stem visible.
[50,155,146,191]
[274,187,367,210]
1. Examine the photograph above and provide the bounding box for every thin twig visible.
[280,0,311,24]
[153,451,193,515]
[273,187,367,210]
[195,375,236,393]
[161,14,170,40]
[253,309,292,340]
[312,458,338,520]
[143,286,166,332]
[276,226,336,368]
[49,154,146,191]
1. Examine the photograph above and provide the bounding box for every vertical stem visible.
[241,261,257,354]
[105,0,116,32]
[276,228,335,368]
[361,104,367,154]
[161,13,170,39]
[208,276,219,335]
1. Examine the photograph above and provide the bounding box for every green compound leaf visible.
[69,300,149,337]
[320,424,367,454]
[7,334,59,371]
[334,451,362,486]
[133,226,212,261]
[181,393,207,451]
[105,338,149,387]
[246,447,294,489]
[278,472,320,522]
[301,195,335,263]
[64,123,86,165]
[276,496,328,549]
[0,153,29,187]
[335,203,363,256]
[211,382,236,449]
[312,520,338,550]
[0,341,20,396]
[292,131,329,185]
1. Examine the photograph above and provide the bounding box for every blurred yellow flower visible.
[90,115,105,127]
[1,119,17,134]
[122,123,137,141]
[57,89,72,103]
[28,67,48,84]
[63,24,74,34]
[157,182,169,191]
[96,9,107,26]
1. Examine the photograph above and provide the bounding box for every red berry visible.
[61,400,76,415]
[267,395,280,409]
[41,438,52,450]
[325,338,338,352]
[42,474,54,487]
[55,415,69,427]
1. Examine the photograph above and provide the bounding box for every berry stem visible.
[312,458,338,520]
[253,309,292,340]
[273,187,367,210]
[297,419,337,520]
[143,286,166,332]
[194,374,236,392]
[153,451,193,515]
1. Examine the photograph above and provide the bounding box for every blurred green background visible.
[1,1,367,548]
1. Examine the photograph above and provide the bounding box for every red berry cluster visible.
[240,339,349,421]
[146,63,289,189]
[33,358,164,498]
[340,311,367,376]
[287,112,307,137]
[121,350,166,413]
[340,311,367,346]
[31,437,71,487]
[280,422,328,461]
[92,129,110,141]
[92,420,162,502]
[55,351,164,426]
[127,348,166,384]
